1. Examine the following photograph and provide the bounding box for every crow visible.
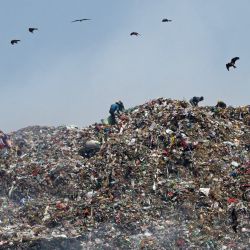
[72,19,91,22]
[29,28,38,33]
[11,40,20,45]
[130,32,140,36]
[226,57,240,71]
[162,18,172,22]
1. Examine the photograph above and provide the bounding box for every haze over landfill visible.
[1,0,250,132]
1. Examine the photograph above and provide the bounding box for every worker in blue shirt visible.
[109,101,125,124]
[189,96,204,107]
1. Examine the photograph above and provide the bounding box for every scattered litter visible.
[0,98,249,249]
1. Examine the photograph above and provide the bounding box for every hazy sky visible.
[1,0,249,132]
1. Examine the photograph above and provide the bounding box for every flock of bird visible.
[10,17,239,71]
[10,18,92,45]
[10,27,38,45]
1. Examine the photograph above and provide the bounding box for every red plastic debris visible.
[227,198,238,203]
[167,192,174,197]
[162,149,169,156]
[56,201,68,210]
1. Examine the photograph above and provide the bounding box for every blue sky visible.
[1,0,249,132]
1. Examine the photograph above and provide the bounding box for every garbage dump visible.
[0,98,249,249]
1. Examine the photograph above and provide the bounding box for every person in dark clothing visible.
[0,130,12,158]
[0,130,11,149]
[109,101,125,124]
[216,101,227,109]
[189,96,204,107]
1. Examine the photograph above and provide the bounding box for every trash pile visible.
[0,98,249,249]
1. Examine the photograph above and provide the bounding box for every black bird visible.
[11,40,20,45]
[231,208,238,233]
[72,19,91,22]
[29,28,38,33]
[162,18,172,22]
[130,32,140,36]
[226,57,240,71]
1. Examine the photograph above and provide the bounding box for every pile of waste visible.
[0,98,249,249]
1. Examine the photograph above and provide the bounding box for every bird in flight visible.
[11,40,20,45]
[29,28,38,33]
[226,57,240,71]
[162,18,172,22]
[72,19,91,22]
[130,32,140,36]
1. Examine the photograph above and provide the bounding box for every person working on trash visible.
[109,101,125,124]
[0,130,12,158]
[0,130,12,149]
[189,96,204,107]
[216,101,227,109]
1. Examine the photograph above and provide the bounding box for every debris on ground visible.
[0,98,249,249]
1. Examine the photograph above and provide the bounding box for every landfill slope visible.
[0,98,249,249]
